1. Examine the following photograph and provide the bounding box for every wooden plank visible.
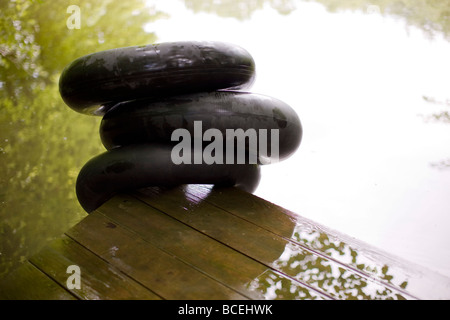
[96,194,265,299]
[183,185,300,237]
[0,261,76,300]
[182,185,450,300]
[182,185,414,294]
[135,186,415,300]
[65,210,248,300]
[95,193,327,300]
[29,235,160,300]
[3,185,447,300]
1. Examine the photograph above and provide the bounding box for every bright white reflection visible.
[183,184,213,204]
[146,0,450,278]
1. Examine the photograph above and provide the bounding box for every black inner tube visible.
[76,143,261,213]
[100,91,302,163]
[59,41,302,213]
[59,41,255,115]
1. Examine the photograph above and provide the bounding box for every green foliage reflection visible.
[247,221,411,299]
[0,0,162,279]
[181,0,450,39]
[1,0,449,288]
[308,0,450,40]
[183,0,297,20]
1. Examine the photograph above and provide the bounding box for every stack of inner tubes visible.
[59,41,302,213]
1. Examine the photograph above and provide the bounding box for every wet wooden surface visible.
[1,185,450,300]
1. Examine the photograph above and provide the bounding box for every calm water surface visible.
[1,0,450,283]
[148,0,450,278]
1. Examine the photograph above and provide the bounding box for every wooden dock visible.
[1,185,450,300]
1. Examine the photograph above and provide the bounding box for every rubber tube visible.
[76,143,261,213]
[100,91,302,164]
[59,41,255,115]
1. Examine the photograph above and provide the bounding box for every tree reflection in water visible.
[0,0,163,279]
[1,0,449,292]
[182,0,450,40]
[253,228,410,300]
[245,212,450,299]
[186,185,443,300]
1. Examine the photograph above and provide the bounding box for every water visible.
[1,0,450,284]
[147,0,450,278]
